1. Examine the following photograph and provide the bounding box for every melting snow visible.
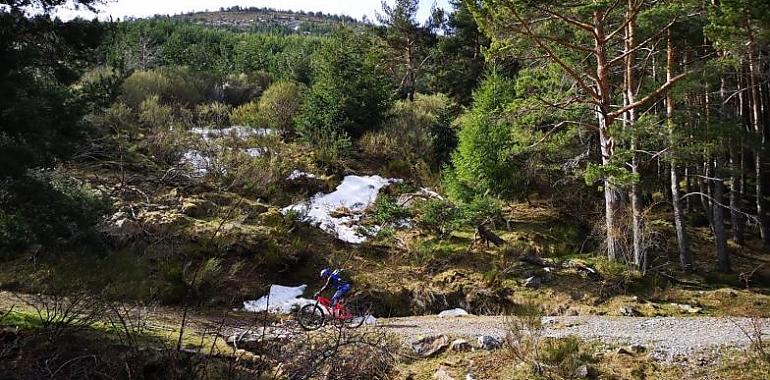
[282,175,400,244]
[243,284,314,314]
[438,308,470,318]
[245,147,267,157]
[287,170,317,181]
[353,315,378,325]
[181,150,212,175]
[191,126,274,141]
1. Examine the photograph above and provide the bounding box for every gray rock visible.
[574,364,597,379]
[226,327,292,354]
[617,344,647,356]
[450,339,472,352]
[671,303,702,314]
[412,335,450,357]
[619,305,641,317]
[476,335,503,350]
[523,276,542,288]
[180,197,215,217]
[433,366,455,380]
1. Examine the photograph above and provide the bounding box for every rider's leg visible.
[330,284,351,306]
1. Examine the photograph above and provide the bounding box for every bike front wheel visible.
[297,304,325,331]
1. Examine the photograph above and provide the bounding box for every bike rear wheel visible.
[297,304,325,331]
[340,300,372,329]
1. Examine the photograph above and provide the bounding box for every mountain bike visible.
[297,295,369,331]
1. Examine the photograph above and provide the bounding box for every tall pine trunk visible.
[667,30,691,271]
[748,37,769,247]
[594,9,625,261]
[713,160,731,273]
[730,150,746,244]
[625,2,645,270]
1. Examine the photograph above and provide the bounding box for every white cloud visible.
[53,0,451,23]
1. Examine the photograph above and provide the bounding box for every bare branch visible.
[605,0,643,42]
[504,2,602,102]
[607,18,677,68]
[533,4,596,34]
[609,71,690,120]
[680,192,760,223]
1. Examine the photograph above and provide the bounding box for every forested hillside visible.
[2,0,770,378]
[172,6,362,35]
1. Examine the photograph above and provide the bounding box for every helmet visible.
[320,268,331,278]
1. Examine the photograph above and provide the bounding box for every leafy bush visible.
[146,126,191,166]
[138,95,173,129]
[0,169,111,253]
[360,94,457,169]
[121,66,214,108]
[258,80,306,137]
[297,29,391,142]
[506,300,597,379]
[416,198,461,238]
[593,258,642,298]
[221,71,273,106]
[445,70,527,202]
[371,195,412,224]
[230,100,264,128]
[210,143,299,201]
[459,196,504,227]
[303,125,352,167]
[100,102,136,134]
[196,101,232,127]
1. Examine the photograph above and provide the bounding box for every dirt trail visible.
[376,315,770,361]
[3,291,769,361]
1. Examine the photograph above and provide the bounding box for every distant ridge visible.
[168,6,366,35]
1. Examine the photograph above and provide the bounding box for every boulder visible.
[574,364,598,378]
[226,327,292,355]
[412,335,450,357]
[234,349,257,362]
[476,335,503,350]
[180,198,216,218]
[617,344,647,356]
[259,208,285,227]
[671,303,702,314]
[438,308,470,318]
[450,339,472,352]
[433,366,455,380]
[523,276,542,288]
[619,305,641,317]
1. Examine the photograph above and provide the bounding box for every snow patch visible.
[438,308,470,318]
[243,284,314,314]
[191,126,274,141]
[181,150,212,175]
[351,315,378,326]
[245,147,267,157]
[287,170,317,181]
[282,175,400,244]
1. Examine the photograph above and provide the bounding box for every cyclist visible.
[315,268,351,307]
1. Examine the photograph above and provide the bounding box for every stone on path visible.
[412,335,450,357]
[450,339,472,352]
[433,366,455,380]
[438,308,470,318]
[476,335,503,350]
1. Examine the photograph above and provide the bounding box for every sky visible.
[52,0,452,23]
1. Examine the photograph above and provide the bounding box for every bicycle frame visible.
[314,296,353,320]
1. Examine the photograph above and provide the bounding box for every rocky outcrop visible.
[411,335,450,357]
[449,339,472,352]
[476,335,503,350]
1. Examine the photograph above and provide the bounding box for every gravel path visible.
[378,315,770,361]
